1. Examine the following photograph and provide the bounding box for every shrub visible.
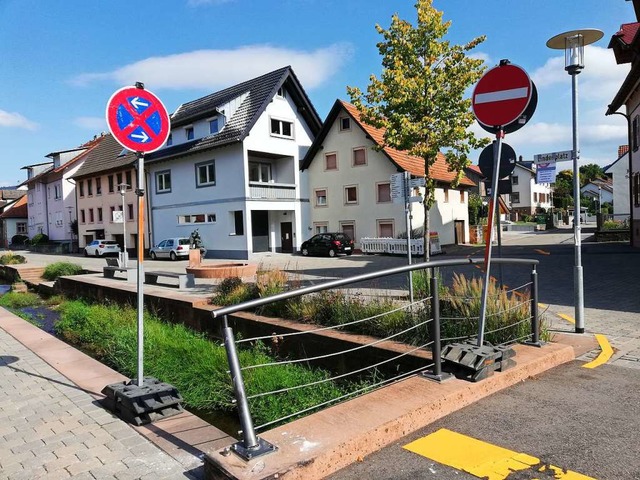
[0,252,26,265]
[42,262,84,281]
[602,219,624,230]
[30,233,49,245]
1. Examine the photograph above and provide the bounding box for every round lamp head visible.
[547,29,603,72]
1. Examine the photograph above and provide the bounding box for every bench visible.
[103,266,136,282]
[144,271,195,289]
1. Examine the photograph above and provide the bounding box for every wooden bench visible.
[103,266,136,282]
[144,271,195,289]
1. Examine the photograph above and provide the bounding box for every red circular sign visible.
[106,86,170,153]
[472,64,532,129]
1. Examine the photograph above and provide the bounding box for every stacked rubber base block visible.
[101,377,183,426]
[441,342,515,382]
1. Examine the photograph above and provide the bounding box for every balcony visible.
[249,182,296,200]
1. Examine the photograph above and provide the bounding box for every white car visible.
[149,238,191,260]
[84,240,121,257]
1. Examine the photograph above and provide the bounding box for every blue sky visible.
[0,0,633,187]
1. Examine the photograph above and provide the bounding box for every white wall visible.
[607,154,630,214]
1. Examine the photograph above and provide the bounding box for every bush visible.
[0,291,41,309]
[0,252,26,265]
[42,262,84,281]
[30,233,49,245]
[10,234,28,246]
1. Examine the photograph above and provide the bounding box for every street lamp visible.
[118,183,129,267]
[598,186,602,214]
[547,29,603,334]
[66,205,74,253]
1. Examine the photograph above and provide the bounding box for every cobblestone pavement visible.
[0,327,194,480]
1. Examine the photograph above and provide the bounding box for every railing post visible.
[422,274,452,382]
[222,316,276,460]
[525,265,543,347]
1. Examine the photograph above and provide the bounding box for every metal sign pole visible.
[136,152,145,387]
[405,171,414,304]
[477,130,504,346]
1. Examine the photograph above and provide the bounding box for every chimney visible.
[618,145,629,158]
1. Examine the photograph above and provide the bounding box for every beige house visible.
[71,134,146,255]
[301,100,476,248]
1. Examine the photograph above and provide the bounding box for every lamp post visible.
[606,108,633,247]
[598,186,602,214]
[547,28,603,334]
[118,183,129,267]
[66,206,74,253]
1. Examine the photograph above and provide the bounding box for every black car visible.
[300,233,354,257]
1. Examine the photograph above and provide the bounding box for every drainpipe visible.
[605,106,633,247]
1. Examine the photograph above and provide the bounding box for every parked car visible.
[149,238,191,260]
[300,233,354,257]
[84,240,121,257]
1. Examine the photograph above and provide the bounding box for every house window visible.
[186,126,194,140]
[444,188,449,203]
[232,210,244,235]
[110,206,116,222]
[89,209,94,223]
[209,118,219,134]
[377,182,391,203]
[353,147,367,166]
[314,223,328,234]
[196,161,216,187]
[340,117,351,131]
[460,190,465,203]
[634,173,640,206]
[177,214,216,224]
[633,116,639,152]
[534,192,538,202]
[315,189,327,207]
[378,220,394,238]
[96,178,102,195]
[270,118,294,138]
[108,175,114,193]
[80,210,85,223]
[156,170,171,193]
[16,222,27,234]
[276,87,286,98]
[97,208,103,222]
[54,184,61,200]
[125,171,132,189]
[166,133,173,146]
[512,175,519,185]
[345,185,358,204]
[116,172,123,187]
[249,162,272,183]
[87,179,93,196]
[512,192,520,204]
[79,181,84,197]
[128,204,134,220]
[325,153,337,171]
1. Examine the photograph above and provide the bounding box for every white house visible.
[0,194,27,247]
[301,100,476,247]
[580,178,614,210]
[509,161,552,218]
[603,146,630,215]
[144,66,322,259]
[21,136,104,244]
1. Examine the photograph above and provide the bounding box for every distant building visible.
[0,195,27,247]
[603,146,630,215]
[508,161,552,219]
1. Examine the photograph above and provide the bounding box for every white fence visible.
[360,237,425,256]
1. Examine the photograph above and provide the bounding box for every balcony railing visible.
[249,182,296,200]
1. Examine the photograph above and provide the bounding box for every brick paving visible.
[0,327,195,480]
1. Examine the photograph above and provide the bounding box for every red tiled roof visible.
[466,164,482,175]
[0,195,27,218]
[340,101,475,187]
[614,22,640,45]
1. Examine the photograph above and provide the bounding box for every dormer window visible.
[209,118,219,135]
[186,126,194,141]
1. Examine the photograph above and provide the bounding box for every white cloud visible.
[71,44,354,91]
[0,109,37,130]
[74,116,107,130]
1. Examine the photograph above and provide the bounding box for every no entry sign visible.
[472,63,533,133]
[106,86,170,153]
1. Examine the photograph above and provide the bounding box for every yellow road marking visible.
[558,313,575,324]
[534,248,551,255]
[538,302,548,309]
[583,334,613,369]
[404,428,595,480]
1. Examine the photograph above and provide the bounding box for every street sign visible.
[390,172,405,203]
[534,150,572,164]
[478,142,516,180]
[106,86,170,153]
[472,63,534,133]
[409,177,426,188]
[112,210,124,224]
[536,162,557,183]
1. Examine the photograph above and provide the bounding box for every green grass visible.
[54,300,347,426]
[0,291,41,309]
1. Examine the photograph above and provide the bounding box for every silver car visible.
[149,238,191,260]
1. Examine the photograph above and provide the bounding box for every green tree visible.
[552,169,574,208]
[468,193,484,225]
[347,0,488,261]
[579,163,604,186]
